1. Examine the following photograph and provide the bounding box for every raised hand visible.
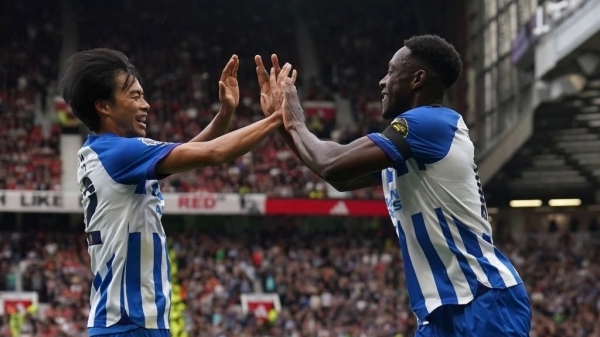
[219,54,240,113]
[255,54,297,116]
[281,77,305,130]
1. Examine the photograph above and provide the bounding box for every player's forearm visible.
[158,115,281,174]
[208,114,281,164]
[278,126,343,182]
[276,126,308,165]
[286,123,347,179]
[189,106,234,142]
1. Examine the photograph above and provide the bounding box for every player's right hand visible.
[281,77,305,130]
[255,54,297,117]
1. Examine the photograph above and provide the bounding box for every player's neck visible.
[95,127,122,136]
[97,120,127,137]
[412,91,444,109]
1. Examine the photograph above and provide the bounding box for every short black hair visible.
[404,35,462,89]
[58,48,141,132]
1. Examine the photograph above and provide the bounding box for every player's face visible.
[379,47,415,120]
[106,73,149,137]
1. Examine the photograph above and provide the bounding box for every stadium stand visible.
[1,221,599,337]
[0,0,62,192]
[303,0,419,122]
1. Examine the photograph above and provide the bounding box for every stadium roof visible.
[485,31,600,207]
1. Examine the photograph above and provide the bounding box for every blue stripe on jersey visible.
[118,269,133,324]
[94,254,115,326]
[412,213,458,304]
[453,217,505,287]
[435,208,478,296]
[153,233,167,329]
[395,220,427,321]
[92,270,102,291]
[126,233,145,324]
[481,233,492,244]
[481,233,520,282]
[134,181,146,194]
[493,247,522,283]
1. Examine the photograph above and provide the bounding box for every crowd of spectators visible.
[0,0,62,191]
[304,0,414,91]
[1,217,599,337]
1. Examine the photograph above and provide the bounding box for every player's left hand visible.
[281,77,305,130]
[255,54,297,117]
[219,54,240,113]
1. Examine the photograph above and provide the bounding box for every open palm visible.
[219,55,239,113]
[255,54,297,116]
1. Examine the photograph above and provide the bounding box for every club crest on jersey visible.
[391,118,409,138]
[139,138,166,146]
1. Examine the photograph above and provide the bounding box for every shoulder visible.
[396,107,462,163]
[398,106,460,129]
[87,135,171,153]
[395,106,461,140]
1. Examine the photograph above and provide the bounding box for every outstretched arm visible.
[280,78,393,184]
[190,55,240,142]
[255,55,381,191]
[288,129,390,183]
[283,120,382,190]
[156,113,282,175]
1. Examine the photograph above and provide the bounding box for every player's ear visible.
[95,99,112,117]
[412,70,427,90]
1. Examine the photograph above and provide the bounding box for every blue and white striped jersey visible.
[77,133,180,335]
[368,106,522,323]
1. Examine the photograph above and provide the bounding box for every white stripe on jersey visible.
[421,209,473,301]
[160,240,171,326]
[401,218,443,314]
[141,236,158,328]
[442,212,491,287]
[107,263,123,324]
[122,265,129,321]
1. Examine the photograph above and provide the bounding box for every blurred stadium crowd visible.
[1,221,599,337]
[0,0,62,192]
